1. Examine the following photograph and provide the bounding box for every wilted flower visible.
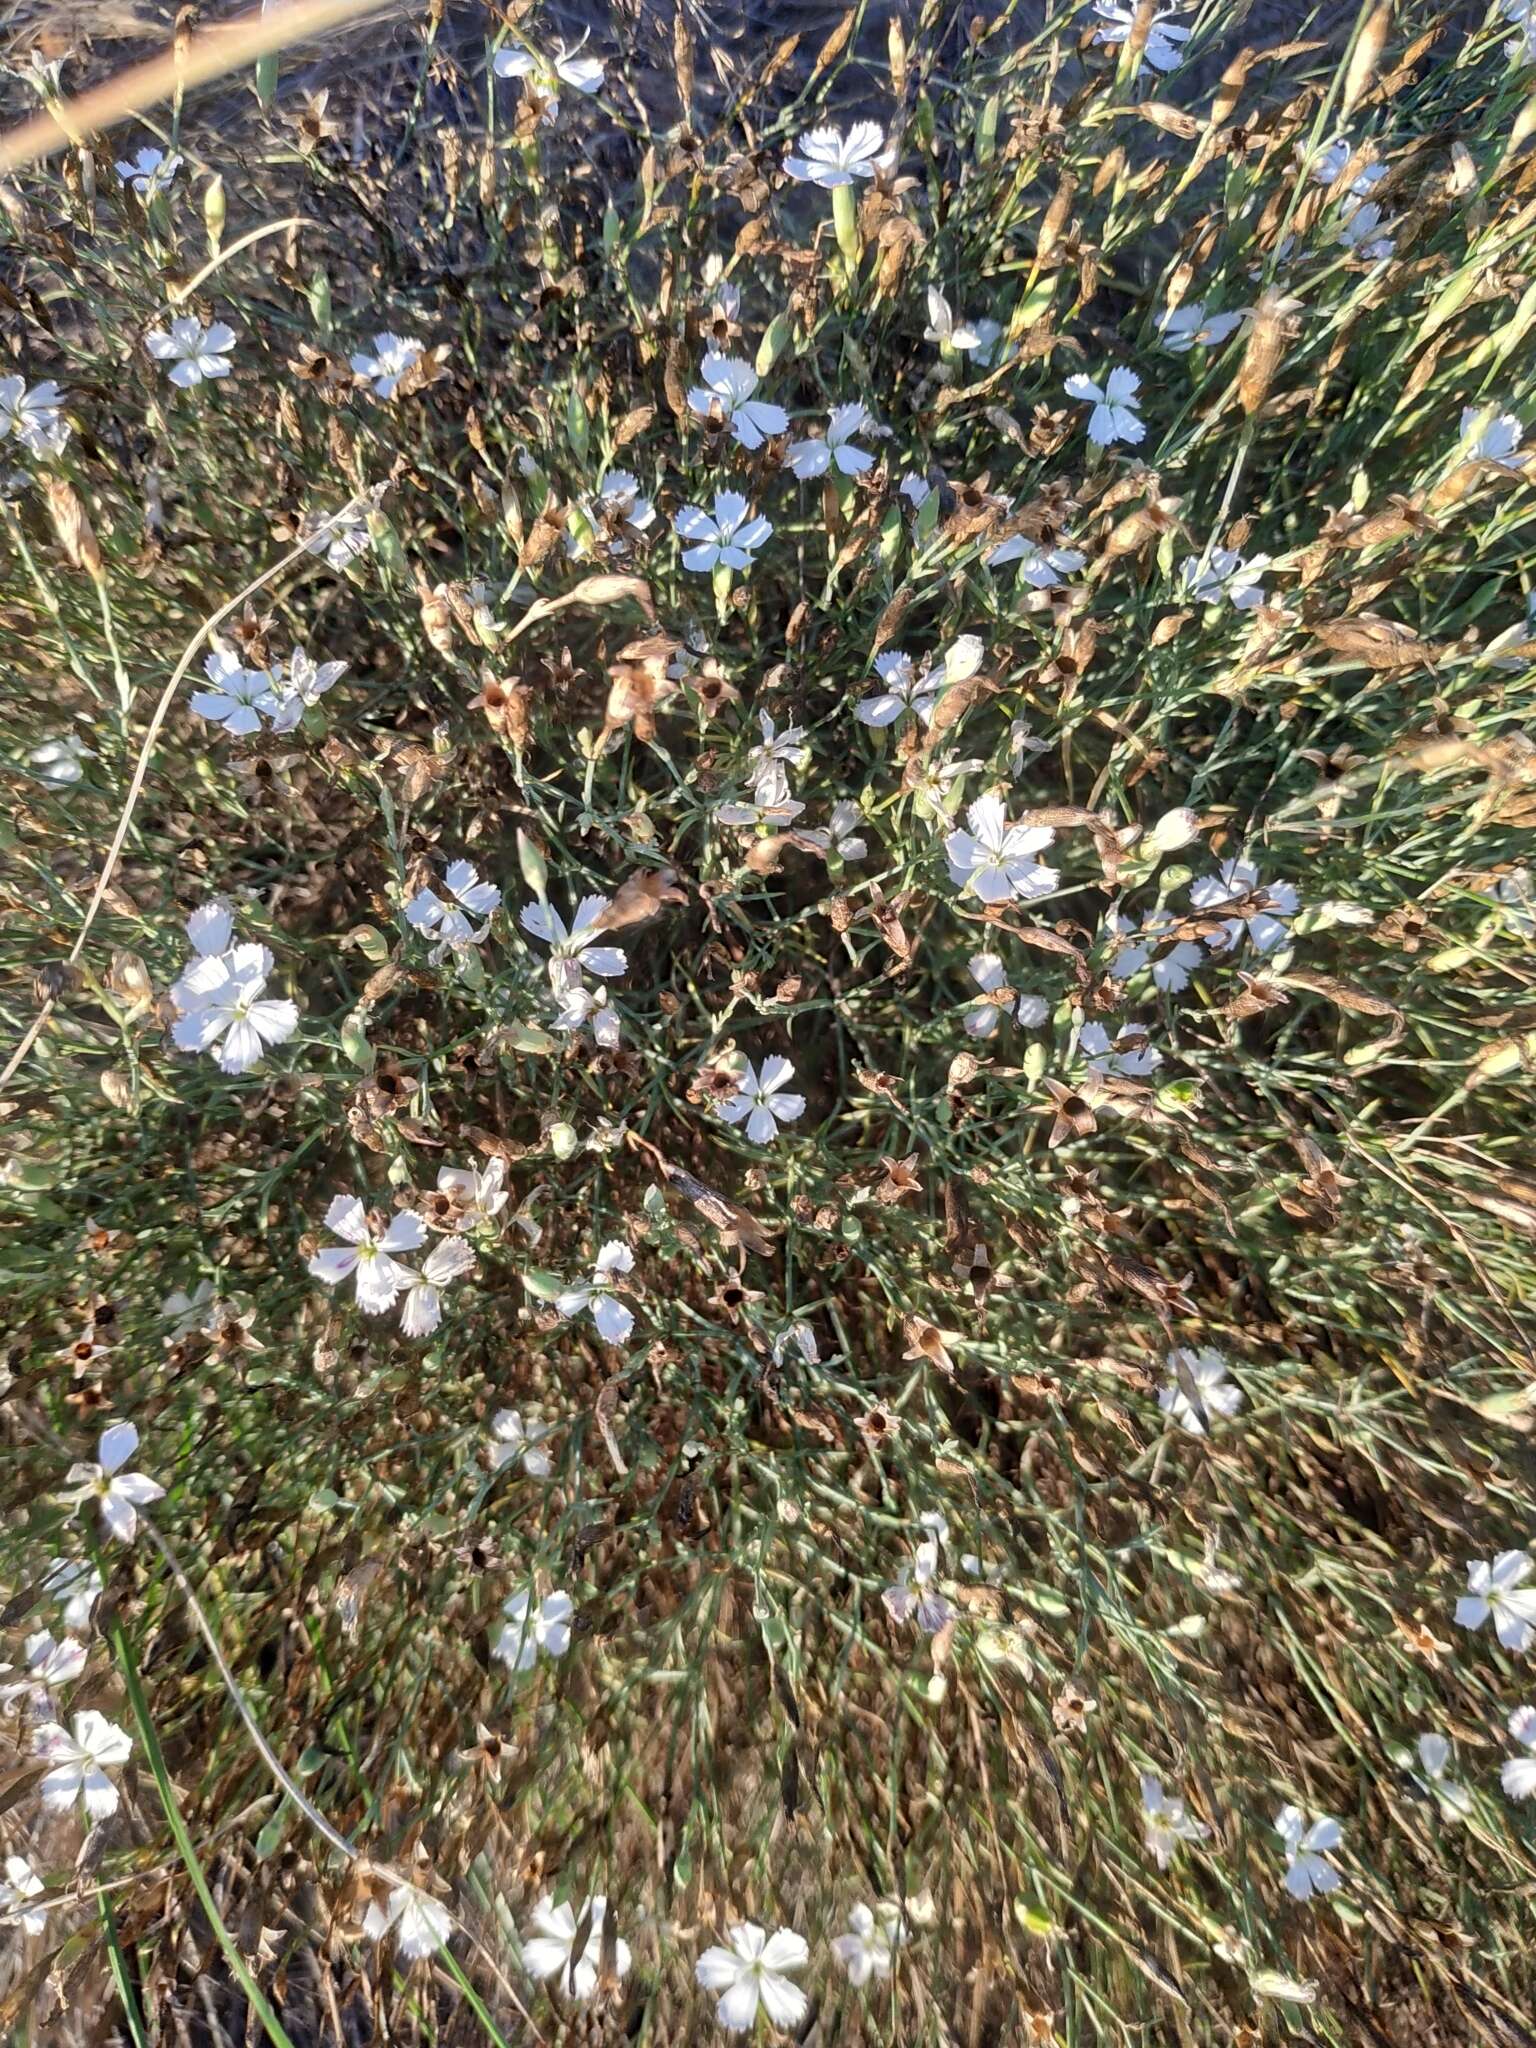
[64,1421,164,1542]
[363,1880,452,1961]
[489,1409,553,1478]
[1456,1550,1536,1652]
[716,1057,806,1145]
[674,491,773,573]
[116,145,182,197]
[1106,909,1205,993]
[1190,858,1299,955]
[0,1856,47,1938]
[883,1537,952,1633]
[1275,1807,1343,1900]
[1414,1733,1472,1818]
[308,1197,428,1316]
[350,332,423,399]
[695,1922,810,2032]
[406,860,502,962]
[494,1588,574,1670]
[687,355,788,451]
[1155,302,1245,353]
[1159,1347,1242,1434]
[1311,136,1389,200]
[35,1710,132,1818]
[1502,1706,1536,1799]
[493,38,604,108]
[783,122,887,186]
[923,287,986,353]
[145,316,235,388]
[1080,1020,1161,1078]
[435,1158,509,1228]
[0,376,69,457]
[1460,405,1526,469]
[557,1240,637,1343]
[945,794,1058,904]
[521,1894,631,2000]
[1064,367,1144,446]
[1180,547,1271,610]
[1091,1,1190,73]
[580,470,656,556]
[786,401,875,479]
[831,1901,906,1984]
[1141,1774,1210,1868]
[965,952,1049,1037]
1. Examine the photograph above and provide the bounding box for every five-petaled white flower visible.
[717,1057,806,1145]
[116,145,182,198]
[303,506,371,569]
[783,122,887,187]
[1190,858,1298,955]
[1064,366,1144,446]
[695,1922,810,2033]
[675,491,773,573]
[1159,1347,1242,1435]
[350,331,424,399]
[520,895,627,979]
[0,1856,47,1938]
[1140,1774,1210,1868]
[0,1629,88,1711]
[855,650,937,729]
[923,287,985,354]
[192,646,271,736]
[883,1537,952,1633]
[1456,1550,1536,1653]
[687,355,788,451]
[406,859,502,961]
[494,1588,574,1671]
[0,375,69,457]
[580,469,656,556]
[35,1710,133,1819]
[145,316,235,388]
[65,1421,165,1543]
[400,1236,476,1339]
[986,533,1087,584]
[363,1880,453,1961]
[436,1158,509,1228]
[1460,405,1526,470]
[1502,1706,1536,1799]
[169,905,298,1075]
[965,953,1048,1038]
[493,38,605,108]
[257,646,348,732]
[1181,548,1271,610]
[831,1901,906,1984]
[1276,1806,1343,1900]
[489,1409,554,1479]
[557,1240,637,1343]
[786,401,875,479]
[308,1197,428,1315]
[1155,302,1245,353]
[1106,909,1205,993]
[945,794,1058,904]
[1081,1020,1162,1078]
[1092,1,1190,74]
[521,1894,631,2000]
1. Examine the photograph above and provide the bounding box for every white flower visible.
[363,1881,452,1961]
[493,38,605,108]
[923,288,985,353]
[406,859,502,961]
[44,1558,102,1633]
[0,1856,47,1938]
[786,400,875,479]
[799,798,869,863]
[717,1056,806,1145]
[257,646,348,732]
[1064,367,1144,446]
[520,895,627,978]
[1460,405,1526,469]
[1190,858,1299,954]
[695,1922,810,2033]
[747,710,810,793]
[1456,1550,1536,1652]
[145,316,235,388]
[308,1196,428,1315]
[1159,1347,1242,1435]
[349,331,423,399]
[304,506,371,569]
[1414,1733,1472,1818]
[557,1240,636,1343]
[986,533,1087,584]
[1140,1773,1210,1869]
[116,145,182,197]
[783,122,887,187]
[899,473,931,507]
[1311,137,1388,200]
[1106,910,1205,992]
[1092,2,1189,73]
[1338,200,1395,259]
[521,1894,631,2000]
[552,977,622,1048]
[1080,1020,1161,1078]
[1275,1806,1343,1900]
[945,794,1057,904]
[493,1588,574,1671]
[855,650,938,728]
[831,1901,905,1984]
[1502,1706,1536,1799]
[716,770,805,830]
[579,469,656,556]
[0,375,69,457]
[687,354,788,451]
[490,1409,554,1478]
[27,733,89,786]
[35,1709,133,1819]
[191,645,272,736]
[0,1630,87,1711]
[1180,547,1271,610]
[675,490,773,573]
[64,1421,165,1543]
[400,1236,476,1339]
[437,1158,509,1227]
[1156,302,1245,353]
[882,1538,952,1633]
[966,953,1048,1038]
[1503,0,1536,63]
[171,938,298,1075]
